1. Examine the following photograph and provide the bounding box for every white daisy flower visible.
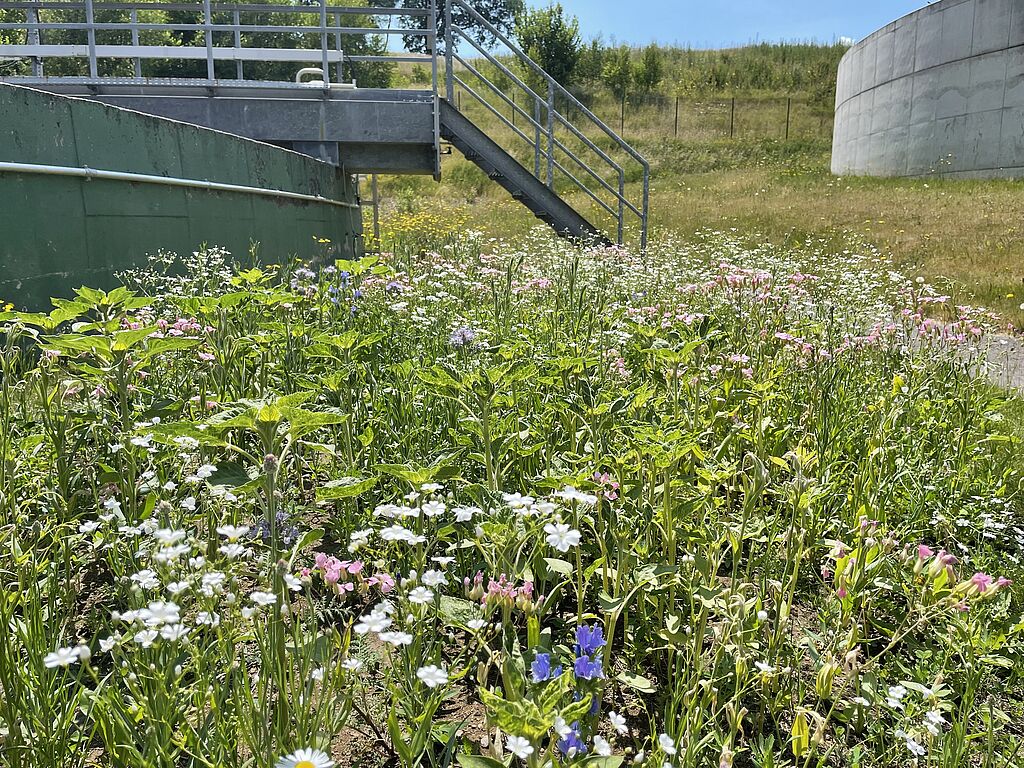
[544,522,581,552]
[275,747,334,768]
[416,665,448,688]
[43,646,82,669]
[506,735,534,760]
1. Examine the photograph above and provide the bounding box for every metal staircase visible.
[439,101,610,244]
[438,0,648,248]
[0,0,650,249]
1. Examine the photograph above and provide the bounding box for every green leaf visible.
[208,462,256,488]
[316,476,378,500]
[292,527,324,553]
[478,687,549,742]
[543,558,574,577]
[616,671,656,693]
[456,757,508,768]
[581,758,624,768]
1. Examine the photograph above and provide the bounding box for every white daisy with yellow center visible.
[275,747,333,768]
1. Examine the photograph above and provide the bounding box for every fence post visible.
[84,0,97,78]
[785,97,792,140]
[233,10,243,80]
[511,92,515,128]
[729,97,735,138]
[26,1,42,77]
[620,93,625,135]
[674,95,679,138]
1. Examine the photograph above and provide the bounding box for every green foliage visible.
[632,44,664,96]
[515,3,582,89]
[601,45,632,102]
[368,0,524,54]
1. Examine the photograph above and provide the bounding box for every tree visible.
[602,45,632,133]
[633,44,664,96]
[576,38,606,85]
[514,3,581,90]
[367,0,523,54]
[601,45,632,103]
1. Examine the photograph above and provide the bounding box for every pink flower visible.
[970,572,994,594]
[917,544,934,561]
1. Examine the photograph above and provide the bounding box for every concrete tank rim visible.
[837,0,975,71]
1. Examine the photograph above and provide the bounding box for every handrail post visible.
[84,0,97,78]
[641,165,650,252]
[430,0,441,179]
[130,8,141,78]
[319,0,329,89]
[444,0,453,104]
[546,80,554,188]
[617,169,625,245]
[534,97,541,178]
[233,9,242,80]
[334,10,343,84]
[202,0,214,82]
[26,0,42,77]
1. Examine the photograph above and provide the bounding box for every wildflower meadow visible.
[0,225,1021,768]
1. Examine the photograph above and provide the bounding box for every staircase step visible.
[439,100,611,247]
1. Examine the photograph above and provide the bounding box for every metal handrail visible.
[0,0,649,248]
[0,0,433,86]
[445,0,648,249]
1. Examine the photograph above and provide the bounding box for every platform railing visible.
[444,0,649,249]
[0,0,649,249]
[0,0,434,84]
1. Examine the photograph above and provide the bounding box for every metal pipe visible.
[0,161,360,209]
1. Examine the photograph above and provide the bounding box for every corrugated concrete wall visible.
[0,84,362,309]
[832,0,1024,178]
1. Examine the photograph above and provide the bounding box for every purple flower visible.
[557,725,587,758]
[573,655,604,680]
[531,652,562,683]
[575,624,606,657]
[449,326,477,348]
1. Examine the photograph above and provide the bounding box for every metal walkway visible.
[0,0,650,248]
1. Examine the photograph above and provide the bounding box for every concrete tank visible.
[832,0,1024,178]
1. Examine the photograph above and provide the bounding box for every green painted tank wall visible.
[0,84,363,309]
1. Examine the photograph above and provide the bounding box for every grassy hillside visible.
[375,42,1024,329]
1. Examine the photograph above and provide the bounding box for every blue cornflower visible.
[557,724,587,758]
[449,326,477,348]
[531,652,562,683]
[573,655,604,680]
[575,624,606,657]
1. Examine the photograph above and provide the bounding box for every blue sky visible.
[541,1,928,48]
